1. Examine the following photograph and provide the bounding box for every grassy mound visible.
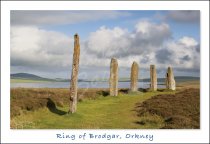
[135,88,200,129]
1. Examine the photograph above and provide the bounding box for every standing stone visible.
[150,65,157,91]
[69,33,80,113]
[130,62,139,92]
[109,58,118,96]
[165,67,176,90]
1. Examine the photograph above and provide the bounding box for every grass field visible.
[10,81,200,129]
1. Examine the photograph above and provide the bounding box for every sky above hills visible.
[10,10,200,79]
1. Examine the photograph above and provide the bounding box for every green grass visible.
[11,90,174,129]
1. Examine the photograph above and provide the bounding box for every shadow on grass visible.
[138,88,148,92]
[101,91,109,97]
[119,89,129,94]
[46,98,67,115]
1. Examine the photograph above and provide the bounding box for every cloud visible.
[11,11,131,26]
[11,20,200,78]
[155,49,173,64]
[155,36,200,69]
[178,36,198,46]
[11,26,73,70]
[166,10,200,23]
[83,22,199,71]
[85,20,171,59]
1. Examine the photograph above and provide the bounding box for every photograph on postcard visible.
[10,10,200,129]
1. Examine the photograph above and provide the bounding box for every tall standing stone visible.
[109,58,118,96]
[165,67,176,90]
[69,33,80,113]
[150,65,157,91]
[130,62,139,92]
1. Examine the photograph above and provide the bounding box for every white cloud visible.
[11,26,73,69]
[85,26,129,58]
[178,36,198,47]
[156,36,200,69]
[85,20,171,60]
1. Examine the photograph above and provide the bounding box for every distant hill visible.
[10,73,55,81]
[11,73,44,79]
[11,73,71,82]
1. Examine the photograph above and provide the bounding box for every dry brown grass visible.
[10,88,109,118]
[135,88,200,129]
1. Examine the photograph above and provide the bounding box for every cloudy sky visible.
[10,10,200,79]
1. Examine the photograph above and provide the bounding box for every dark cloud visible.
[155,49,173,63]
[11,10,131,26]
[166,10,200,23]
[181,55,191,61]
[196,44,200,53]
[174,67,200,73]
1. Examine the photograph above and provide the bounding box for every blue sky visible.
[10,10,200,79]
[40,10,200,41]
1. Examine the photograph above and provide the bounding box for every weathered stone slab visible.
[69,33,80,113]
[166,67,176,90]
[150,65,157,91]
[109,58,118,96]
[130,61,139,92]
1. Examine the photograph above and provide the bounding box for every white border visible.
[1,1,209,143]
